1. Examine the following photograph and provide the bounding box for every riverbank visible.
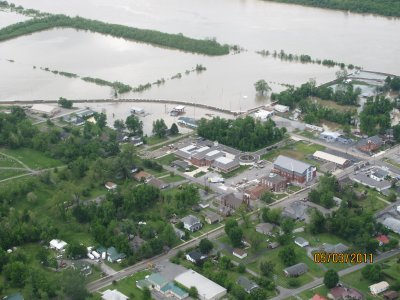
[0,12,229,56]
[262,0,400,18]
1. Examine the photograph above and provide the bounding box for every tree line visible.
[197,116,286,151]
[257,49,360,70]
[261,0,400,17]
[0,13,229,56]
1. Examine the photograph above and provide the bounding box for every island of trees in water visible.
[0,9,229,56]
[257,49,361,70]
[262,0,400,17]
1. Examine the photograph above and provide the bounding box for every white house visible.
[105,182,117,191]
[254,110,274,120]
[49,239,68,251]
[294,237,309,248]
[181,215,202,232]
[232,248,247,259]
[369,281,389,295]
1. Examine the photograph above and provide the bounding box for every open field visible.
[0,148,62,169]
[0,169,28,180]
[261,141,324,163]
[0,153,23,167]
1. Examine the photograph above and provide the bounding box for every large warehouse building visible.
[175,270,227,300]
[313,151,351,168]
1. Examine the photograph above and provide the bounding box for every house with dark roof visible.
[244,185,269,200]
[282,201,309,221]
[147,178,169,190]
[186,250,207,264]
[220,193,248,210]
[133,171,153,183]
[357,135,383,153]
[203,210,222,224]
[181,215,202,232]
[384,291,399,300]
[320,243,349,254]
[237,276,259,294]
[283,263,308,277]
[255,223,275,235]
[106,247,126,263]
[273,155,316,183]
[328,287,363,300]
[172,160,190,171]
[261,173,287,191]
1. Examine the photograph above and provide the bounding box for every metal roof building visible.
[175,269,227,300]
[381,217,400,234]
[313,151,350,168]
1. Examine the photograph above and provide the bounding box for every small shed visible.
[233,248,247,260]
[294,237,309,248]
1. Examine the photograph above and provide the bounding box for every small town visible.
[1,1,400,300]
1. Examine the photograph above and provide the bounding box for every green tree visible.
[199,238,213,254]
[189,286,198,298]
[65,242,87,259]
[3,261,27,287]
[113,119,126,131]
[94,113,107,129]
[388,192,397,202]
[160,224,178,248]
[58,97,73,108]
[125,115,143,136]
[254,79,271,95]
[261,191,274,204]
[308,210,326,234]
[152,119,168,138]
[362,264,382,282]
[324,269,339,289]
[260,260,275,277]
[225,218,239,235]
[170,123,179,135]
[278,246,296,266]
[248,231,263,252]
[228,227,243,247]
[142,287,151,300]
[281,218,295,235]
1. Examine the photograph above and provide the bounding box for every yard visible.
[0,148,62,169]
[156,153,177,166]
[221,165,250,179]
[341,254,400,298]
[0,169,28,180]
[261,141,325,163]
[99,270,150,299]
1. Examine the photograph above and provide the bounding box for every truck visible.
[208,177,224,183]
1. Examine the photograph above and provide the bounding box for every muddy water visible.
[1,0,399,109]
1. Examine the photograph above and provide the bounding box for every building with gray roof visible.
[381,217,400,234]
[181,215,202,232]
[273,155,316,183]
[237,276,259,294]
[320,243,349,253]
[283,262,308,277]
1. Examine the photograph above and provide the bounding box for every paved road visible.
[87,224,226,292]
[86,141,400,294]
[272,249,400,300]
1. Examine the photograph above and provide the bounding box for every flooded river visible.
[1,0,399,109]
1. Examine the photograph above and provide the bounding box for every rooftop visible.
[284,262,308,276]
[147,273,169,288]
[175,269,226,300]
[274,155,313,174]
[101,289,128,300]
[182,215,201,226]
[313,151,349,165]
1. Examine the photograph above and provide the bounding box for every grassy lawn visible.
[156,153,177,165]
[145,135,168,146]
[385,158,400,169]
[99,270,150,299]
[298,285,329,300]
[341,254,400,299]
[288,185,303,193]
[0,153,23,167]
[161,174,185,183]
[194,171,206,178]
[0,148,62,169]
[261,141,324,162]
[0,169,28,180]
[221,165,250,179]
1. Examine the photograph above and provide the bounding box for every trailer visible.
[101,252,106,260]
[92,251,101,259]
[87,253,95,260]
